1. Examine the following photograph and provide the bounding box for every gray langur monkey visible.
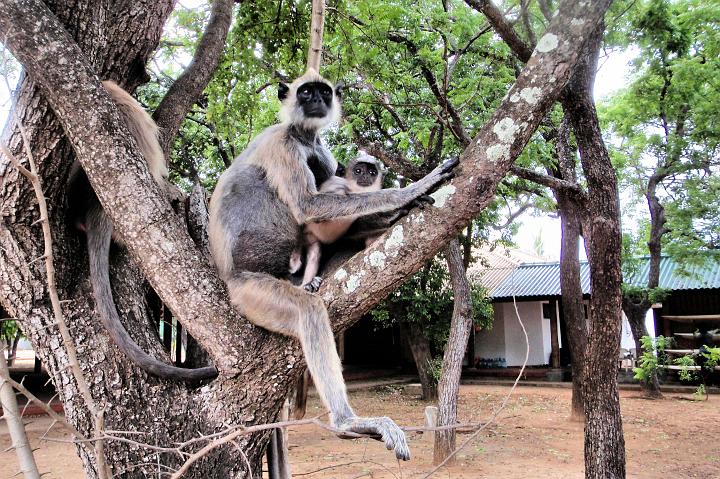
[289,152,386,290]
[67,81,217,382]
[208,68,457,460]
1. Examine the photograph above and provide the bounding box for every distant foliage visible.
[633,335,671,384]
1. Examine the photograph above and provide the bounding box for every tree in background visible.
[602,0,720,397]
[371,251,493,400]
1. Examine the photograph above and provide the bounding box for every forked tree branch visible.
[464,0,533,62]
[510,165,586,199]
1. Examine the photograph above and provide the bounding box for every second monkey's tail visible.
[86,206,218,381]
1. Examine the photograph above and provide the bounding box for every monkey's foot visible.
[336,416,410,461]
[303,276,323,292]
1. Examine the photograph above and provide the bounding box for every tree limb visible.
[307,0,325,71]
[464,0,533,62]
[510,165,585,199]
[153,0,234,159]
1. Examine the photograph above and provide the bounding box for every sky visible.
[0,22,638,263]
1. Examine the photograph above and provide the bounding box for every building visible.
[470,252,720,371]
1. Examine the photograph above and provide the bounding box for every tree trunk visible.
[402,322,438,401]
[622,299,662,398]
[563,22,626,479]
[433,240,473,465]
[6,330,21,367]
[554,118,588,421]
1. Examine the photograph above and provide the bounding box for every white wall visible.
[474,305,506,365]
[501,301,548,367]
[542,313,552,365]
[620,308,657,354]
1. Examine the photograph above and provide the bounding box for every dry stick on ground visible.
[0,343,41,479]
[0,132,109,479]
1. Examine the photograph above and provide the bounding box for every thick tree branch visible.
[152,0,234,159]
[510,165,585,199]
[320,0,613,332]
[464,0,533,62]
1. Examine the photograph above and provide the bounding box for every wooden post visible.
[424,405,438,441]
[307,0,325,71]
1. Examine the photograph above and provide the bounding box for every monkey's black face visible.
[350,162,380,188]
[296,82,334,118]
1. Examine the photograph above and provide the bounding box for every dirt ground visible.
[1,384,718,478]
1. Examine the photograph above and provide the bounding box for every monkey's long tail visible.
[86,206,218,382]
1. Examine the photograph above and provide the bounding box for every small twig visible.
[1,104,109,477]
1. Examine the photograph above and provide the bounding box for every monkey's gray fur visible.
[208,68,458,461]
[68,81,217,381]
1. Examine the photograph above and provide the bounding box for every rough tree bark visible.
[563,23,627,479]
[0,0,612,477]
[433,239,473,465]
[401,322,438,401]
[554,117,588,421]
[471,3,625,474]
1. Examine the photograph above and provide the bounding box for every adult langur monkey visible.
[68,81,217,381]
[289,152,388,290]
[208,68,457,460]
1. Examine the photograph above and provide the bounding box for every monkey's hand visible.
[303,276,323,293]
[336,416,410,461]
[410,194,435,209]
[408,157,459,201]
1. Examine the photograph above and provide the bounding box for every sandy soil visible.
[1,384,718,478]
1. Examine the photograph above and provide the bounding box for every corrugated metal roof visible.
[467,247,546,292]
[625,255,720,290]
[490,262,591,299]
[488,254,720,299]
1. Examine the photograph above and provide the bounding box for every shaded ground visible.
[1,384,718,478]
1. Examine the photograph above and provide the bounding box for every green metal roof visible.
[624,254,720,291]
[488,254,720,299]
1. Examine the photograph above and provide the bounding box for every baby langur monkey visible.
[289,152,386,290]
